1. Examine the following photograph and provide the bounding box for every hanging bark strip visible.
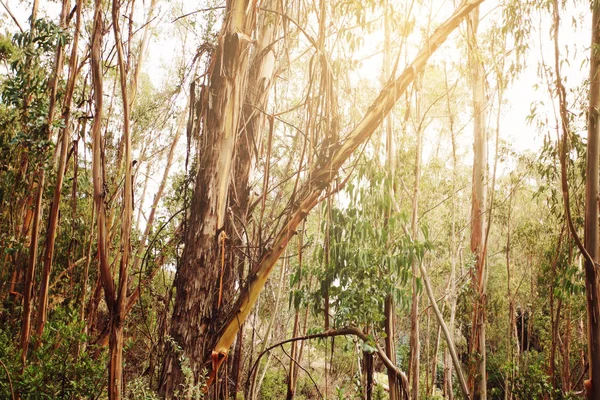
[208,0,486,382]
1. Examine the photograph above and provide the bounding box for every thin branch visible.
[247,327,409,398]
[171,6,226,23]
[0,0,23,33]
[0,359,15,400]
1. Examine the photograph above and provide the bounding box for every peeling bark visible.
[209,0,486,384]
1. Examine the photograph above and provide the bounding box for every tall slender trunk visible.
[409,81,423,400]
[383,0,401,397]
[505,196,515,400]
[19,0,69,366]
[106,0,134,397]
[287,223,305,400]
[443,62,459,400]
[35,0,83,345]
[467,7,487,400]
[364,326,375,400]
[419,261,470,400]
[584,1,600,397]
[430,314,442,396]
[250,259,287,400]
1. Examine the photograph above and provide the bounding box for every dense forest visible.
[0,0,599,399]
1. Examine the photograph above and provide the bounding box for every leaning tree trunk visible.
[158,1,257,397]
[467,7,488,400]
[206,0,486,386]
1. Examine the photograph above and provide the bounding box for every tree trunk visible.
[584,1,600,397]
[443,61,459,400]
[158,1,257,397]
[19,0,69,366]
[409,80,423,400]
[364,330,375,400]
[467,7,487,400]
[170,1,486,391]
[287,224,306,400]
[35,0,83,345]
[383,0,401,397]
[420,261,470,400]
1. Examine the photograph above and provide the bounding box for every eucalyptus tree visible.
[158,1,259,396]
[159,1,486,398]
[466,7,488,399]
[583,0,600,397]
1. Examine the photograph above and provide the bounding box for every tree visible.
[584,0,600,397]
[466,7,488,399]
[158,1,258,396]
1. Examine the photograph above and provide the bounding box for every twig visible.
[171,6,225,23]
[0,359,15,400]
[0,0,23,33]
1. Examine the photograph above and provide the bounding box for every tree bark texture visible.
[159,1,257,397]
[467,7,487,400]
[163,1,486,394]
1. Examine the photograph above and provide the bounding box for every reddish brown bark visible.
[34,0,83,345]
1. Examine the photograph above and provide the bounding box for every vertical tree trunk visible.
[584,1,600,397]
[19,0,69,366]
[35,0,83,345]
[107,0,134,397]
[383,0,401,397]
[158,1,257,397]
[443,63,459,400]
[430,317,442,396]
[505,196,515,400]
[419,261,470,400]
[287,224,306,400]
[409,82,423,400]
[467,7,487,400]
[364,326,375,400]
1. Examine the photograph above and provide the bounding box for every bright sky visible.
[0,0,594,190]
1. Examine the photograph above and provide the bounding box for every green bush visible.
[0,307,104,399]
